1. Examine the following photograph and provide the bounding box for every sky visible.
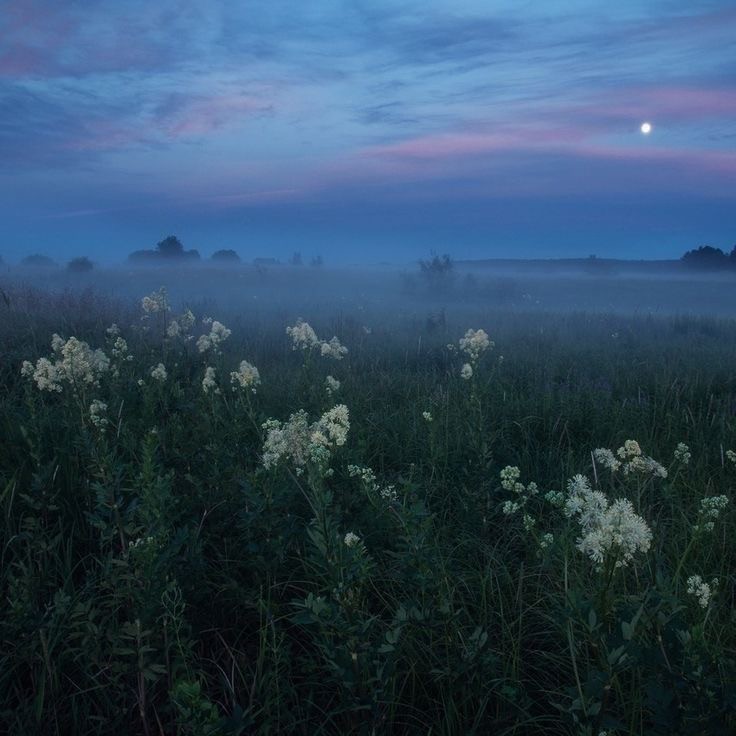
[1,0,735,265]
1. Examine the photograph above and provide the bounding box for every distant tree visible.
[183,249,201,262]
[67,256,94,273]
[681,245,729,269]
[211,249,241,263]
[310,255,324,267]
[730,245,736,262]
[128,249,159,264]
[290,251,303,266]
[156,235,185,258]
[418,253,455,292]
[21,254,57,268]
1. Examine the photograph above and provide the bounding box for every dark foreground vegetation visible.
[1,281,735,734]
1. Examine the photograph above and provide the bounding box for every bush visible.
[67,256,94,273]
[211,249,241,263]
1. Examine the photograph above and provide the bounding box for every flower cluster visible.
[460,363,473,380]
[422,411,433,422]
[344,532,361,548]
[726,449,736,465]
[141,287,169,314]
[499,466,539,516]
[150,363,168,382]
[693,495,729,533]
[202,366,218,394]
[197,321,232,354]
[89,399,108,431]
[230,360,260,393]
[686,575,718,608]
[593,440,667,479]
[21,334,110,392]
[262,405,350,471]
[563,474,652,568]
[325,375,340,398]
[674,442,691,464]
[348,464,398,502]
[459,328,493,362]
[286,319,348,360]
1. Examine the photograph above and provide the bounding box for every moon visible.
[640,122,652,135]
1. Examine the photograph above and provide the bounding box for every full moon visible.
[640,122,652,134]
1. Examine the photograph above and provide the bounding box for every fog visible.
[2,259,735,324]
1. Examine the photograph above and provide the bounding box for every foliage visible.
[67,256,94,273]
[1,288,735,734]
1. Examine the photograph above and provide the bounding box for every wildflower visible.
[686,575,718,608]
[502,500,521,515]
[460,363,473,380]
[89,400,108,430]
[594,448,622,472]
[500,466,521,491]
[179,309,196,332]
[422,411,433,422]
[320,336,348,360]
[111,336,131,359]
[150,363,167,382]
[166,320,181,338]
[286,319,320,350]
[459,328,493,362]
[540,533,554,549]
[563,475,652,568]
[22,335,109,392]
[141,287,168,314]
[545,490,565,507]
[344,532,361,548]
[197,320,231,354]
[674,442,691,464]
[325,375,340,397]
[617,440,642,460]
[202,366,218,394]
[726,449,736,464]
[262,405,350,470]
[694,495,729,533]
[230,360,260,392]
[523,514,536,531]
[106,323,120,337]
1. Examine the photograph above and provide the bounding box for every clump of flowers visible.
[325,375,340,398]
[230,360,260,393]
[348,464,398,502]
[593,440,667,479]
[150,363,168,382]
[262,405,350,472]
[141,287,169,314]
[286,319,348,360]
[344,532,361,548]
[422,411,433,422]
[563,474,652,569]
[197,321,232,354]
[686,575,718,608]
[459,328,493,363]
[726,449,736,465]
[674,442,691,464]
[693,495,729,533]
[89,399,108,431]
[202,366,218,394]
[460,363,473,380]
[21,334,110,393]
[499,466,539,516]
[167,309,196,339]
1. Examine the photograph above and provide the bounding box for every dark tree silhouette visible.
[681,245,729,269]
[211,249,241,263]
[67,256,94,273]
[156,235,185,258]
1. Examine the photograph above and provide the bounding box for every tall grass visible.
[1,285,734,734]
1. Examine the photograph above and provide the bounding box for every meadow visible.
[1,270,735,735]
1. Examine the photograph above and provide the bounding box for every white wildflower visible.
[594,448,622,472]
[540,533,554,550]
[325,375,340,397]
[500,466,521,492]
[674,442,691,464]
[617,440,642,460]
[726,449,736,465]
[89,399,108,430]
[459,328,493,362]
[141,287,168,314]
[422,411,433,422]
[460,363,473,380]
[320,336,348,360]
[344,532,361,548]
[106,323,120,337]
[694,495,729,533]
[197,320,231,354]
[166,320,181,338]
[230,360,261,392]
[22,335,109,392]
[286,319,320,350]
[150,363,167,382]
[686,575,717,608]
[202,366,218,394]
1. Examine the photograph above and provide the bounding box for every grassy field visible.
[1,278,735,734]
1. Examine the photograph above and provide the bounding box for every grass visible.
[0,282,735,735]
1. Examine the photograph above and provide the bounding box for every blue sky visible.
[1,0,735,264]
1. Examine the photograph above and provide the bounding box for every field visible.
[1,268,735,735]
